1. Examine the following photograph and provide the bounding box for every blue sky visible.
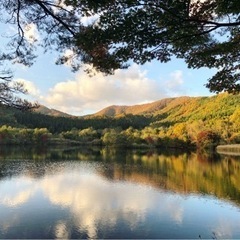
[1,23,216,116]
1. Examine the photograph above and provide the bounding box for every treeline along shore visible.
[0,93,239,151]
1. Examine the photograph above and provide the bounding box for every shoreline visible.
[216,144,240,156]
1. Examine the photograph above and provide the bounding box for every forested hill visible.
[93,98,175,117]
[34,105,72,117]
[0,93,239,147]
[0,93,239,133]
[91,93,239,119]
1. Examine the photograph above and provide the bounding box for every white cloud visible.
[163,70,185,96]
[14,78,40,96]
[170,70,184,86]
[17,65,186,115]
[42,64,172,115]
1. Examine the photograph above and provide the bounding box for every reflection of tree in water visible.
[197,150,221,163]
[0,146,240,206]
[99,149,240,206]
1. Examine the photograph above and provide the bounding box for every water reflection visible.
[0,147,240,239]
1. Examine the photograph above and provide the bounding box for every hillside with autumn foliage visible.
[0,93,239,149]
[93,93,239,122]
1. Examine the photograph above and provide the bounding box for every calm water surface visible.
[0,147,240,239]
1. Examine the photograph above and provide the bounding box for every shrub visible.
[197,130,221,150]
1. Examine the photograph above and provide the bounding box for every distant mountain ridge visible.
[34,105,73,117]
[31,94,239,123]
[92,96,194,117]
[90,93,240,127]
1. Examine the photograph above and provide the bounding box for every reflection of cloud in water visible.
[212,217,238,239]
[0,213,20,233]
[1,190,33,207]
[0,177,37,234]
[165,196,184,224]
[0,176,36,207]
[0,163,239,239]
[55,221,70,239]
[41,171,153,238]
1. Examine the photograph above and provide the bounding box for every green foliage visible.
[0,74,36,110]
[0,125,51,145]
[61,128,80,141]
[0,1,240,92]
[33,128,52,144]
[102,128,130,146]
[61,127,99,142]
[64,0,240,92]
[14,111,151,133]
[79,127,98,141]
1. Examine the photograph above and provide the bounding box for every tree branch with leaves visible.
[0,64,38,110]
[0,0,240,94]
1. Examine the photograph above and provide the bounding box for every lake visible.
[0,146,240,239]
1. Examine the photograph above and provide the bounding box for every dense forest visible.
[0,93,239,150]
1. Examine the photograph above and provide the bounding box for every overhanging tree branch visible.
[0,0,239,93]
[34,0,76,36]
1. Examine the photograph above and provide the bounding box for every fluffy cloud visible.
[14,78,40,96]
[41,65,185,115]
[18,65,186,115]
